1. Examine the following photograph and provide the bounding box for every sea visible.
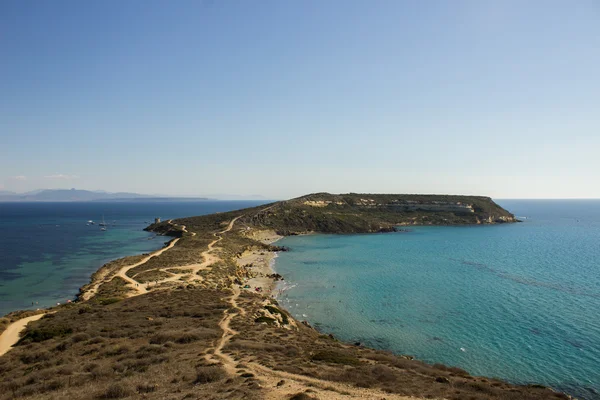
[273,200,600,400]
[0,200,268,316]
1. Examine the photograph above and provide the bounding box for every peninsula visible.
[1,194,569,400]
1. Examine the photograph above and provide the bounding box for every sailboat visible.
[99,215,107,231]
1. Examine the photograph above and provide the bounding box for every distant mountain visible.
[203,194,269,200]
[0,189,207,202]
[97,197,210,202]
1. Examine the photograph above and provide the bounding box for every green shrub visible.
[194,365,225,384]
[71,332,91,343]
[78,305,92,314]
[174,332,201,344]
[264,305,289,325]
[254,316,276,325]
[18,326,73,344]
[99,383,133,399]
[103,345,131,357]
[98,298,121,306]
[19,350,51,364]
[136,383,157,393]
[311,350,360,365]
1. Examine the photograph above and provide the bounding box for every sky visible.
[1,0,599,199]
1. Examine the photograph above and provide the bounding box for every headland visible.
[1,193,571,399]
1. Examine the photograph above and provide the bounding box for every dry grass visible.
[126,237,211,278]
[77,255,147,300]
[0,310,46,336]
[0,288,256,400]
[1,285,570,400]
[93,276,133,299]
[133,270,171,284]
[0,202,567,400]
[224,290,569,400]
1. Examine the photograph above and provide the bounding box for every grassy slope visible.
[0,289,568,400]
[165,193,516,236]
[1,194,561,400]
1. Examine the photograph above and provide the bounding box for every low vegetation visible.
[1,194,564,400]
[0,310,46,336]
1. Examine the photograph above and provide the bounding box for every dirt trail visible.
[84,212,245,300]
[3,216,242,359]
[114,229,183,295]
[250,362,415,399]
[0,314,45,356]
[208,274,416,399]
[200,210,419,398]
[207,285,244,375]
[81,222,187,300]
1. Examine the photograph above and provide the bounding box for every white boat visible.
[99,215,107,227]
[88,220,95,225]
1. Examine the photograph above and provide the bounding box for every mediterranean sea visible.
[0,200,268,316]
[274,200,600,399]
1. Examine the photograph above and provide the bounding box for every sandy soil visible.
[237,230,283,295]
[0,314,45,356]
[246,229,283,245]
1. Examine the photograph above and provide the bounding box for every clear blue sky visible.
[2,0,599,199]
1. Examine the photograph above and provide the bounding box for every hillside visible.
[172,193,517,236]
[0,194,563,400]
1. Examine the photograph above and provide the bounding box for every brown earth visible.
[0,201,570,399]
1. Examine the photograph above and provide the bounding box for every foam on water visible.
[274,200,600,400]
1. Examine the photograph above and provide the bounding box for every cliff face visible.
[241,193,517,235]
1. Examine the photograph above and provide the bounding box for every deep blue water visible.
[274,200,600,399]
[0,200,268,316]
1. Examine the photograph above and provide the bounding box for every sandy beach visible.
[236,229,283,295]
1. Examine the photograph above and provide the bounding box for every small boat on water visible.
[88,220,95,225]
[100,215,107,231]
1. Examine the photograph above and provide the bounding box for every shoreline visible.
[236,229,283,296]
[0,206,572,399]
[235,230,578,399]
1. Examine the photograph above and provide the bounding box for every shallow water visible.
[0,200,267,315]
[274,200,600,399]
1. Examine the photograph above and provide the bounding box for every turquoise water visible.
[0,200,268,316]
[273,200,600,399]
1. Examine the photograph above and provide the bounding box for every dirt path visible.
[86,214,244,300]
[0,314,45,356]
[207,285,244,375]
[114,233,182,295]
[81,222,188,300]
[2,217,241,358]
[250,362,415,399]
[202,208,419,398]
[207,276,416,399]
